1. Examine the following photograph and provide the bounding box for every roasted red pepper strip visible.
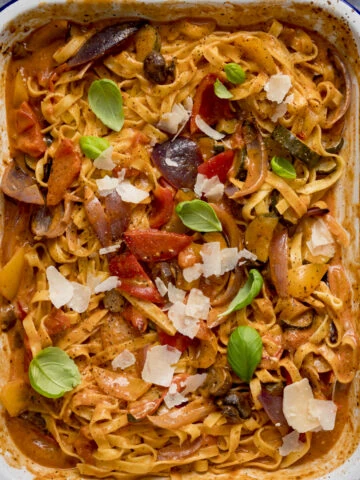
[109,251,163,303]
[190,73,233,135]
[47,138,82,206]
[149,184,175,229]
[197,150,235,183]
[158,329,194,353]
[124,229,193,262]
[15,101,46,158]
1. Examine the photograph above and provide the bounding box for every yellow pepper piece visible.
[0,379,32,417]
[0,247,26,300]
[288,263,328,299]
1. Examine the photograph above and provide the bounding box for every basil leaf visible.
[79,136,110,160]
[29,346,81,399]
[214,79,233,99]
[271,156,296,179]
[176,199,222,232]
[227,325,263,382]
[88,79,124,132]
[224,63,246,84]
[219,269,263,318]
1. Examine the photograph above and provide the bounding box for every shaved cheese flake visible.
[283,378,337,433]
[155,277,168,297]
[185,289,210,319]
[116,180,149,203]
[270,93,295,122]
[164,389,187,409]
[194,173,224,202]
[94,276,119,294]
[67,282,91,313]
[182,373,207,395]
[168,301,200,339]
[279,431,303,456]
[94,146,116,170]
[111,349,136,370]
[46,266,74,308]
[306,218,335,257]
[99,243,122,255]
[183,263,203,283]
[141,345,181,387]
[264,73,292,104]
[283,378,319,433]
[168,283,186,304]
[165,157,178,167]
[157,100,192,135]
[308,398,337,431]
[238,248,257,265]
[200,242,221,277]
[96,175,118,196]
[195,115,225,140]
[220,247,240,274]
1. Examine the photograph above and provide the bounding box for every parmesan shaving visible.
[194,173,224,202]
[93,146,116,170]
[46,266,74,309]
[94,276,119,294]
[141,345,182,387]
[195,115,225,140]
[111,349,136,370]
[67,282,91,313]
[157,98,192,136]
[264,73,292,104]
[279,431,303,456]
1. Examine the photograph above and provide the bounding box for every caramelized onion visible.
[148,400,215,429]
[105,191,131,243]
[83,186,110,246]
[31,198,73,239]
[1,161,44,205]
[158,436,203,461]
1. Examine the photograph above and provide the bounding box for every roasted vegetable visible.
[67,21,145,67]
[271,124,321,168]
[151,137,202,189]
[143,50,175,84]
[135,24,161,61]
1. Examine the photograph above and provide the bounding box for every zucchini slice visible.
[135,24,161,61]
[271,125,321,168]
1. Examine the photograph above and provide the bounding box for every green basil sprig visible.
[227,325,263,382]
[88,79,124,132]
[271,156,296,179]
[219,269,263,318]
[214,78,233,99]
[224,63,246,84]
[29,347,81,399]
[80,136,110,159]
[176,199,222,232]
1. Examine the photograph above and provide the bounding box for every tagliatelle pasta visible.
[0,15,358,480]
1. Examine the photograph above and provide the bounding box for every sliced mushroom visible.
[219,390,252,422]
[143,51,175,84]
[205,366,233,397]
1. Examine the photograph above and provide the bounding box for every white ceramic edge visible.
[0,1,358,479]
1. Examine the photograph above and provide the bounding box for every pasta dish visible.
[0,15,358,479]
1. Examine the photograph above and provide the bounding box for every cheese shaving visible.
[195,115,225,140]
[93,146,116,170]
[46,266,74,308]
[94,276,119,294]
[279,431,303,456]
[264,73,292,104]
[141,345,182,387]
[111,349,136,371]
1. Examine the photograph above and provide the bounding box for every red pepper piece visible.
[124,229,192,263]
[47,138,82,206]
[122,304,148,333]
[149,184,175,229]
[197,150,235,183]
[109,251,163,303]
[158,330,194,353]
[190,73,233,134]
[15,101,46,158]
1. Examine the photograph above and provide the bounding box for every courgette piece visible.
[271,124,321,168]
[326,137,344,154]
[135,24,161,61]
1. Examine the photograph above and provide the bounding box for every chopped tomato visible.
[149,184,175,229]
[122,304,148,333]
[44,308,71,336]
[109,251,163,303]
[15,101,46,158]
[190,73,233,134]
[124,229,193,262]
[197,150,235,183]
[158,330,194,353]
[47,138,81,206]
